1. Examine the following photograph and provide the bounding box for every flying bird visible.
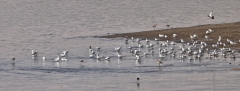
[208,11,214,19]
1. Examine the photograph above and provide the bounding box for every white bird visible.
[159,34,165,38]
[124,38,128,44]
[60,51,69,57]
[164,35,168,39]
[208,29,214,33]
[61,57,68,61]
[227,38,231,43]
[54,56,60,62]
[96,47,101,50]
[43,56,46,61]
[115,47,122,52]
[105,56,111,61]
[230,41,237,45]
[89,46,92,53]
[218,36,222,42]
[117,54,124,59]
[208,11,214,19]
[32,50,38,57]
[145,39,150,44]
[206,29,213,34]
[96,54,101,60]
[205,35,210,40]
[135,55,141,60]
[173,34,177,39]
[180,39,185,43]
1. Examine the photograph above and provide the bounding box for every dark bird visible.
[166,24,170,28]
[156,59,163,67]
[137,76,140,82]
[11,57,15,65]
[152,24,157,30]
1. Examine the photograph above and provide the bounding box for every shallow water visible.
[0,0,240,91]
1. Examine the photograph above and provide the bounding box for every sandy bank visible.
[101,22,240,49]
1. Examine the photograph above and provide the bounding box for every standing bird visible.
[156,59,163,67]
[166,24,170,28]
[152,24,157,30]
[173,33,177,39]
[11,57,15,64]
[43,56,46,61]
[32,50,38,57]
[208,11,214,19]
[136,75,140,83]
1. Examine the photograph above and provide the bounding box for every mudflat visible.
[102,22,240,49]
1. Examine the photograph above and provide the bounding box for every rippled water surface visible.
[0,0,240,91]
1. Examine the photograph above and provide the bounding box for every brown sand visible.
[101,22,240,49]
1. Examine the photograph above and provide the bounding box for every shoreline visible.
[101,22,240,49]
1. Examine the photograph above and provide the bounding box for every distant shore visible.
[101,22,240,49]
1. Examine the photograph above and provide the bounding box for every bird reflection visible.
[137,82,140,89]
[211,72,215,91]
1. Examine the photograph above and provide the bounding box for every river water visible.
[0,0,240,91]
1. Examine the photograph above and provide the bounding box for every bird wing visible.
[209,12,213,17]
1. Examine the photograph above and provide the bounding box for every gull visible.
[105,56,111,61]
[32,50,38,57]
[205,35,210,41]
[115,47,122,52]
[155,38,159,41]
[152,24,157,30]
[89,46,92,53]
[96,54,101,60]
[208,11,214,19]
[138,44,143,48]
[227,38,231,43]
[173,34,177,39]
[159,34,165,38]
[206,29,214,34]
[135,55,142,60]
[117,54,124,59]
[124,38,128,44]
[171,41,176,45]
[145,39,150,45]
[43,56,46,61]
[60,51,69,57]
[89,53,95,58]
[54,56,60,62]
[230,41,237,45]
[180,39,185,43]
[96,47,101,51]
[61,57,68,61]
[209,29,214,33]
[164,35,168,39]
[218,36,222,42]
[131,37,135,42]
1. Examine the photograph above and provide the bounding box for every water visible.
[0,0,240,91]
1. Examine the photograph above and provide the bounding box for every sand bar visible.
[101,22,240,49]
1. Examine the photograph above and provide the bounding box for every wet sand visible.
[102,22,240,49]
